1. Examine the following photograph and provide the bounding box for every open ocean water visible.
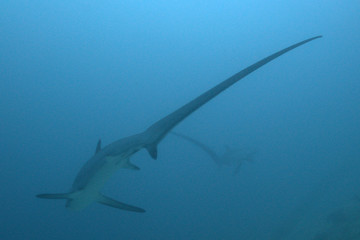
[1,1,359,239]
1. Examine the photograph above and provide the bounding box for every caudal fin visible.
[144,36,322,157]
[36,193,71,199]
[97,194,145,213]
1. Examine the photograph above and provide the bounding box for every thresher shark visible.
[37,36,321,212]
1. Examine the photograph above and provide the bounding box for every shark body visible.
[172,132,255,175]
[172,132,222,165]
[37,36,321,212]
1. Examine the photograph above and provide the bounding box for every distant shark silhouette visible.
[37,36,321,212]
[172,132,255,175]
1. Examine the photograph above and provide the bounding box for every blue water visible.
[1,1,359,239]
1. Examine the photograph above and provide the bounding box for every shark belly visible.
[66,156,127,210]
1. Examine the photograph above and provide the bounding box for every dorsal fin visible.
[95,139,101,154]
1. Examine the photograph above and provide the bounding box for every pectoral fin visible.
[36,193,71,199]
[124,159,140,170]
[97,194,145,212]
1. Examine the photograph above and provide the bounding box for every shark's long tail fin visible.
[144,36,322,159]
[36,193,71,199]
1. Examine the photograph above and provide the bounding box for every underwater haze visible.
[1,1,360,239]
